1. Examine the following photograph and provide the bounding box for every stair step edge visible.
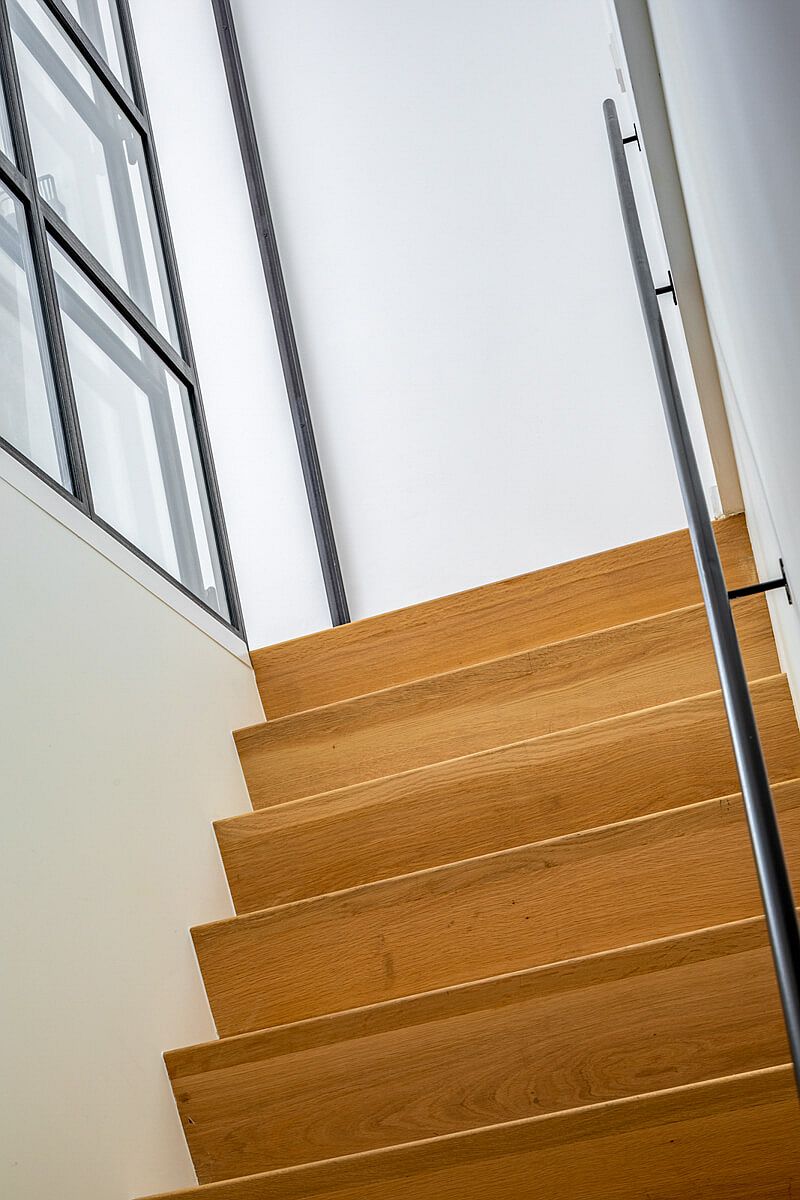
[251,517,755,718]
[168,911,773,1078]
[138,1063,795,1199]
[237,598,722,739]
[194,778,800,936]
[216,672,790,826]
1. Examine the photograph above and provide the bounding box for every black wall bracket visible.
[728,559,792,605]
[655,270,678,306]
[622,123,641,151]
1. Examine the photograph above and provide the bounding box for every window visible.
[0,0,242,631]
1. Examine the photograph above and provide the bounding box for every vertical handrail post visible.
[604,96,800,1096]
[211,0,350,627]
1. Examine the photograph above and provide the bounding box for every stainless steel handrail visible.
[604,96,800,1094]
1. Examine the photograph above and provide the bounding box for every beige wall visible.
[0,474,264,1198]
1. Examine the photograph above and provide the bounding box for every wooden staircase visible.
[142,515,800,1199]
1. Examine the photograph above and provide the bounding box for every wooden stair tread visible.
[139,1064,799,1198]
[168,916,788,1181]
[192,779,800,1035]
[217,673,800,911]
[251,516,755,717]
[236,596,777,807]
[135,518,800,1200]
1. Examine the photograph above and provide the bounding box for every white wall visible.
[609,0,742,515]
[224,0,717,623]
[128,0,331,648]
[648,0,800,700]
[0,475,263,1199]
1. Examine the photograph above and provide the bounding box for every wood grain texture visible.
[218,674,799,911]
[140,1065,799,1199]
[252,516,755,717]
[169,917,787,1181]
[236,596,777,807]
[193,779,800,1035]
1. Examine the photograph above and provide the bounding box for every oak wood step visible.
[252,516,755,716]
[218,673,800,911]
[236,595,776,807]
[169,917,787,1182]
[193,779,800,1036]
[139,1065,798,1199]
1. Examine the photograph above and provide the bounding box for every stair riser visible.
[140,1066,797,1199]
[237,596,776,806]
[139,518,800,1200]
[252,517,756,716]
[193,783,800,1034]
[171,921,785,1181]
[218,675,799,911]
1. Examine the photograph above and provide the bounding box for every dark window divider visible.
[0,143,31,196]
[0,0,92,504]
[44,202,196,386]
[116,0,246,636]
[0,160,81,506]
[43,0,146,132]
[0,0,246,638]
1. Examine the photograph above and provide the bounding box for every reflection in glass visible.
[0,185,70,484]
[10,0,177,344]
[60,0,130,89]
[50,241,228,618]
[0,73,14,160]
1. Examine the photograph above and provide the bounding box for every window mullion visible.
[49,241,208,599]
[0,0,93,510]
[115,0,247,636]
[43,200,196,386]
[1,0,246,636]
[0,141,31,197]
[38,0,145,132]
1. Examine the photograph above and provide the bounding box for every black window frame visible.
[0,0,245,637]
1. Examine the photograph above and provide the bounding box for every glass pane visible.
[60,0,130,90]
[0,73,14,159]
[0,185,70,485]
[10,0,178,344]
[49,240,228,618]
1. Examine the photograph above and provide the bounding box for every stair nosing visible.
[252,522,730,660]
[193,777,800,937]
[169,910,775,1077]
[235,597,735,741]
[140,1063,795,1197]
[216,672,789,828]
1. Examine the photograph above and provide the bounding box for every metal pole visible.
[604,97,800,1095]
[211,0,350,627]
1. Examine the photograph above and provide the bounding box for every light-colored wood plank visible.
[139,1064,799,1199]
[218,674,800,911]
[236,596,777,807]
[193,779,800,1036]
[252,516,755,716]
[169,917,787,1181]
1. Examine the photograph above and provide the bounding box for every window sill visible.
[0,445,251,666]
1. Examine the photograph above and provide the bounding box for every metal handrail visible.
[604,97,800,1095]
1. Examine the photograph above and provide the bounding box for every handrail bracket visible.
[728,559,792,605]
